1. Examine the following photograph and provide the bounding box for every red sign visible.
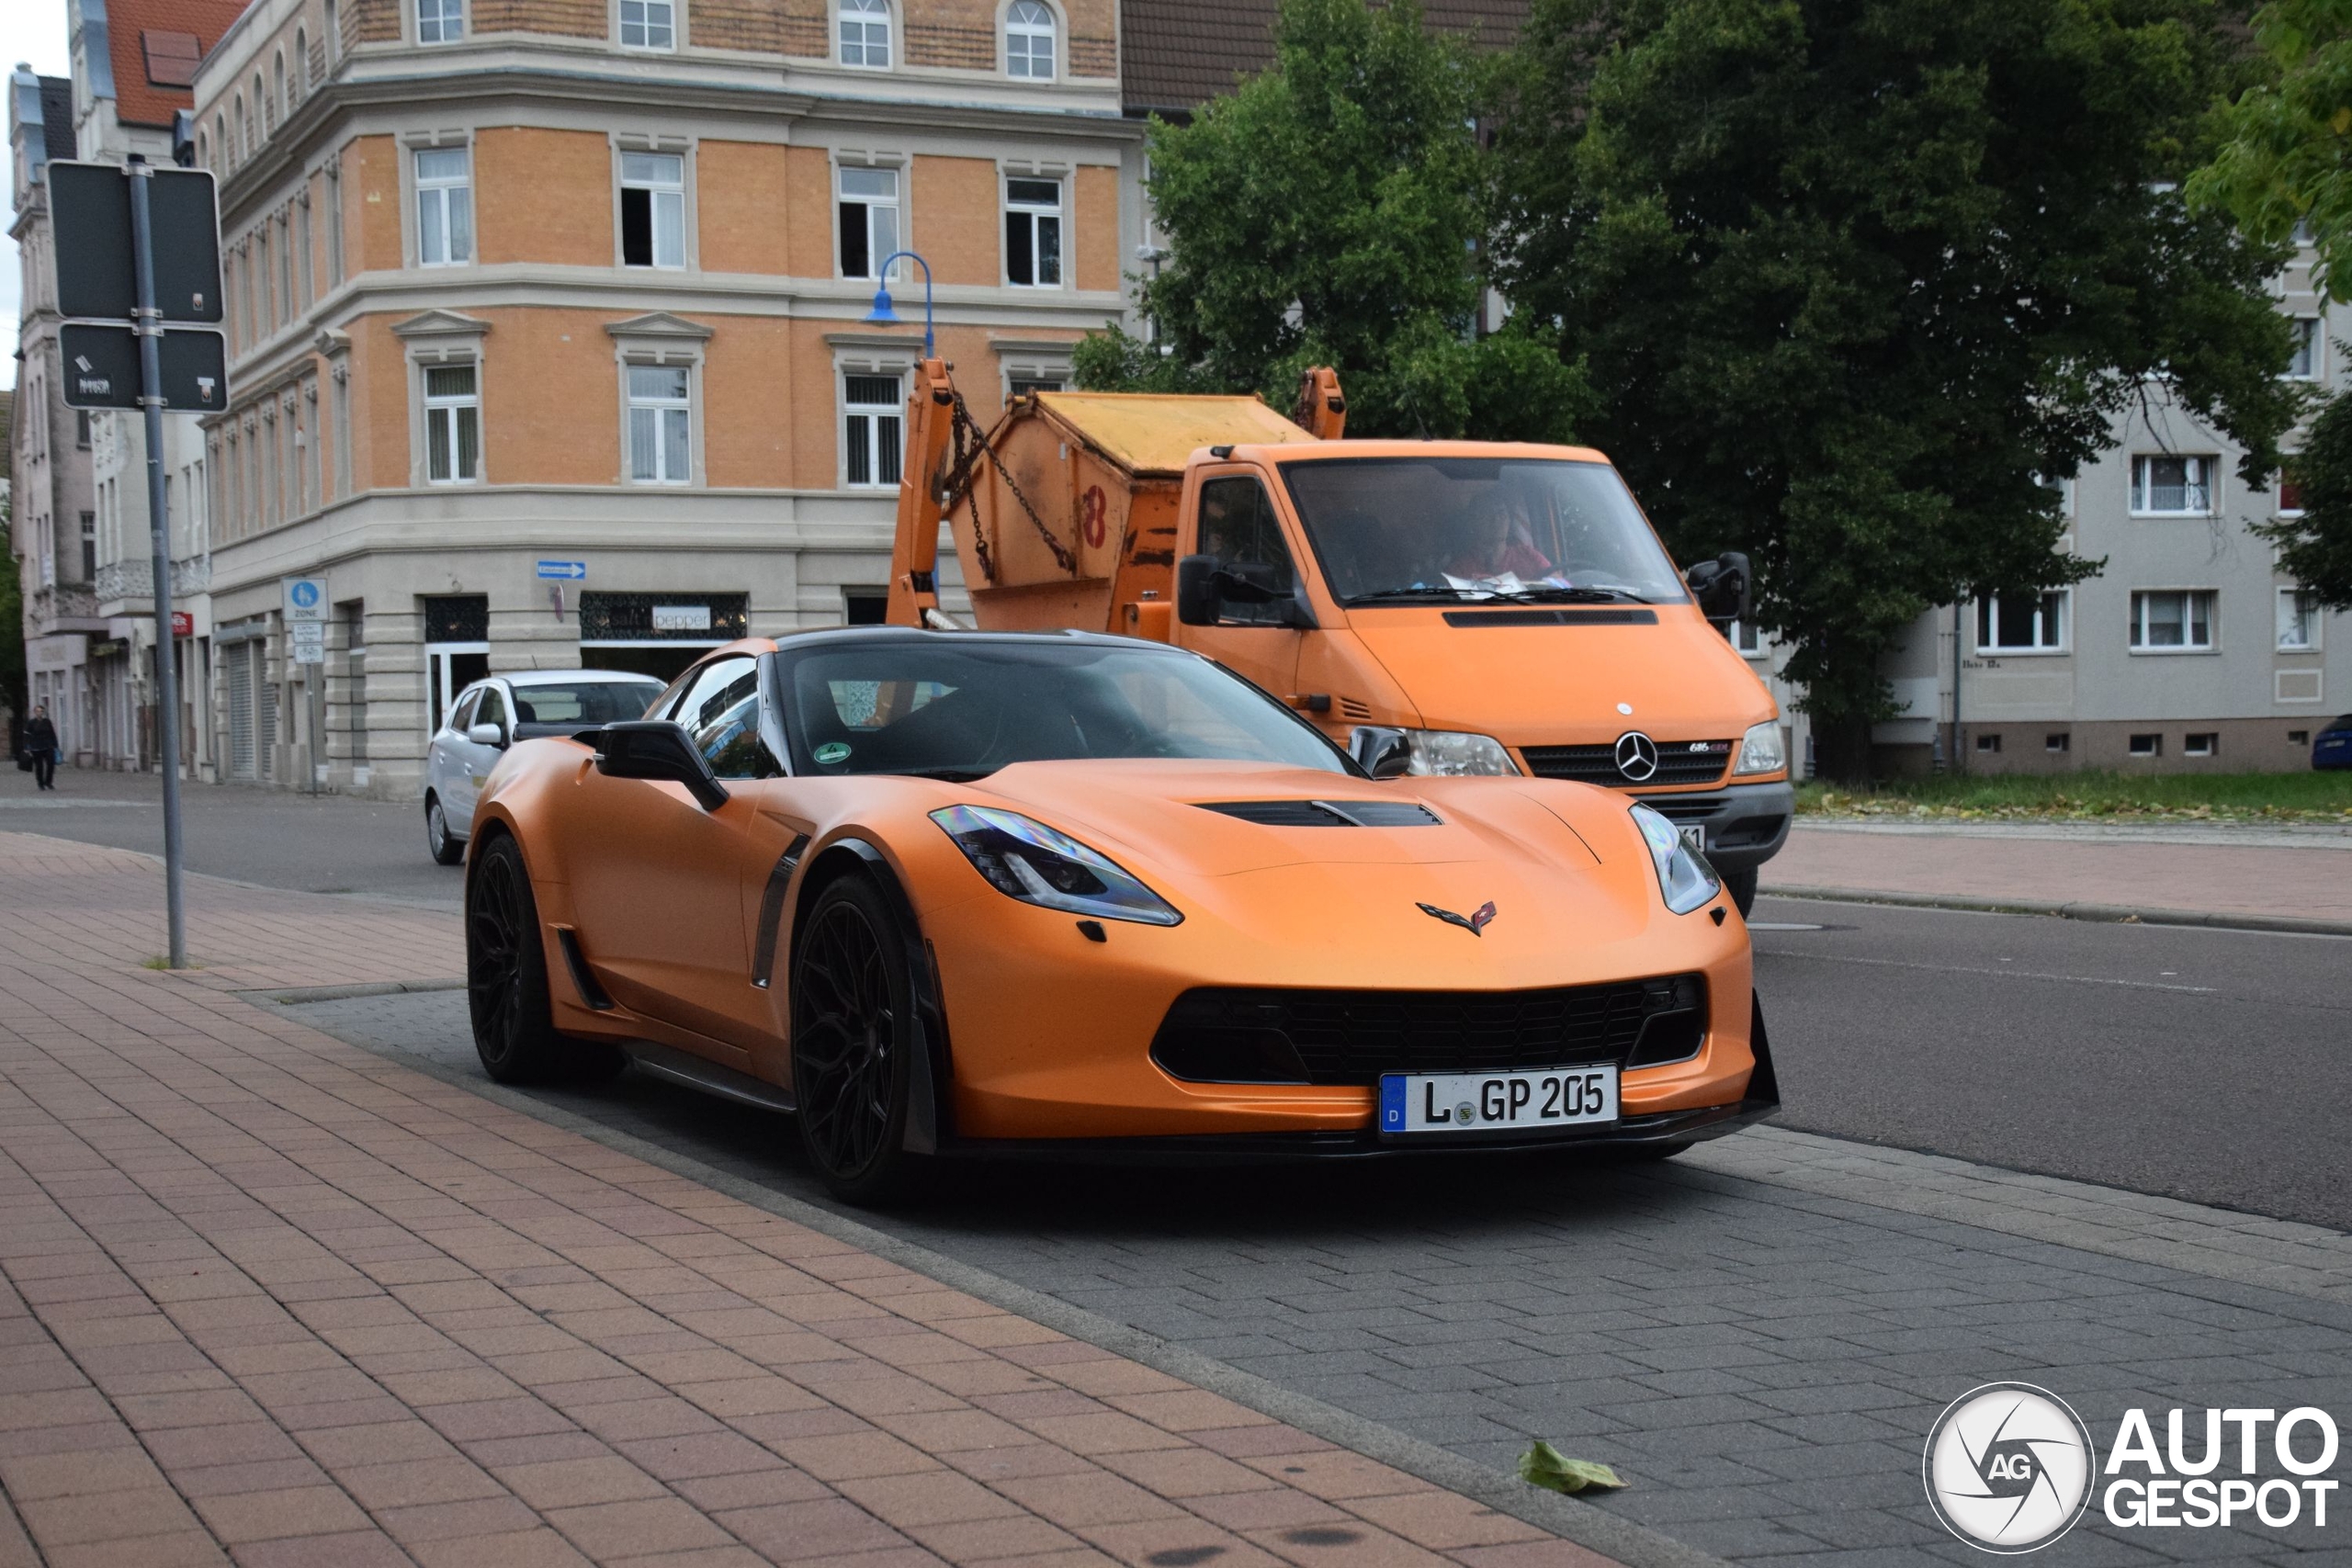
[170,612,194,637]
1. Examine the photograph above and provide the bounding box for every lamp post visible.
[862,251,936,358]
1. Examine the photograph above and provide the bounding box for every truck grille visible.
[1522,740,1732,787]
[1150,975,1706,1085]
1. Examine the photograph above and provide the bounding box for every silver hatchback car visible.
[424,670,665,863]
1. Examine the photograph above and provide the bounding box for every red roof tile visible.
[108,0,252,129]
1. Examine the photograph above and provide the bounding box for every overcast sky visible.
[5,5,76,389]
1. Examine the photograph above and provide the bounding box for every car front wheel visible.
[426,795,465,865]
[790,875,925,1204]
[1720,865,1758,918]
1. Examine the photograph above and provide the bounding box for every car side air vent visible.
[1198,800,1442,827]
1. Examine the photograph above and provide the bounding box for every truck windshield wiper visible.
[1341,587,1478,605]
[1487,586,1653,605]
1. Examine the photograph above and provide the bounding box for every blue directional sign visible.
[537,560,588,581]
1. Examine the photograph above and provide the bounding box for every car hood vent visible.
[1197,800,1442,828]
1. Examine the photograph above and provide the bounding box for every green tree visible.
[1073,0,1593,442]
[1492,0,2302,777]
[2190,0,2352,606]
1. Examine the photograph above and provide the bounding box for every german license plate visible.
[1678,823,1706,853]
[1378,1064,1618,1138]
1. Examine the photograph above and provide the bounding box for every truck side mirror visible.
[1350,726,1413,780]
[1685,551,1751,625]
[1176,555,1223,626]
[590,721,730,812]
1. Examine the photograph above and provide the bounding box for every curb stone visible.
[1759,884,2352,938]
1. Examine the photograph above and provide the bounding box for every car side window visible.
[673,657,756,735]
[449,690,481,734]
[688,666,780,780]
[1196,476,1299,626]
[475,686,507,734]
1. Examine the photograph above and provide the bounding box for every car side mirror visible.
[1351,726,1413,780]
[1685,551,1751,625]
[1176,554,1222,626]
[466,722,506,749]
[591,720,729,812]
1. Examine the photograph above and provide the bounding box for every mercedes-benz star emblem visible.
[1417,900,1497,936]
[1922,1382,2096,1553]
[1614,730,1659,782]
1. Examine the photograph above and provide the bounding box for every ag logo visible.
[1924,1382,2097,1553]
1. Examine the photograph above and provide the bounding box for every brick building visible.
[187,0,1140,798]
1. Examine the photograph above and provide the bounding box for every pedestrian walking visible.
[22,706,60,792]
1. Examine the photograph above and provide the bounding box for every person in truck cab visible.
[1444,489,1554,587]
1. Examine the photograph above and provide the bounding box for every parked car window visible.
[684,664,778,779]
[449,689,481,734]
[509,681,662,728]
[474,685,507,735]
[673,656,758,737]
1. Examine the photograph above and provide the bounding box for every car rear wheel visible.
[1720,866,1757,918]
[426,795,465,866]
[791,875,923,1203]
[467,835,566,1083]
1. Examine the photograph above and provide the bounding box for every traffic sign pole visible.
[130,158,187,970]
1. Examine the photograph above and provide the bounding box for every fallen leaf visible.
[1518,1440,1625,1495]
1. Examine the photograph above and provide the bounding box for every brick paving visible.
[1762,822,2352,924]
[0,831,1609,1568]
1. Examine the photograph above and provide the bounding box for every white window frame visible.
[625,363,695,485]
[619,0,676,49]
[1005,0,1056,79]
[840,0,891,68]
[2183,732,2219,758]
[423,361,481,485]
[2131,454,2218,517]
[2287,317,2323,381]
[840,362,909,491]
[1003,174,1064,289]
[2128,589,2217,653]
[2278,586,2323,652]
[413,145,472,267]
[1724,618,1764,658]
[617,150,687,270]
[835,162,902,282]
[1975,590,2069,655]
[416,0,463,45]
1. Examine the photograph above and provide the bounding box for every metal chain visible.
[938,390,1077,581]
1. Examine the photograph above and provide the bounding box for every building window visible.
[2129,590,2215,651]
[620,0,675,47]
[418,0,463,42]
[2129,733,2163,757]
[2278,586,2322,651]
[76,410,91,448]
[1976,591,2066,653]
[1975,732,2001,754]
[80,513,96,582]
[424,364,480,483]
[843,373,903,489]
[1725,618,1762,656]
[1004,176,1062,288]
[415,148,472,265]
[841,0,890,65]
[843,587,889,625]
[620,152,685,268]
[2290,729,2311,745]
[2131,455,2215,515]
[1008,376,1064,397]
[837,166,899,280]
[2287,317,2322,380]
[2046,732,2070,753]
[626,365,691,484]
[1006,0,1055,77]
[2184,732,2219,757]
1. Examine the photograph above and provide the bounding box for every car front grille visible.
[1150,975,1707,1086]
[1521,741,1732,787]
[1633,793,1725,823]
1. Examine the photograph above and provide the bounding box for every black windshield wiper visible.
[1484,585,1652,605]
[1340,587,1475,605]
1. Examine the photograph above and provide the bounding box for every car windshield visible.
[1280,457,1689,605]
[776,640,1352,780]
[510,682,663,727]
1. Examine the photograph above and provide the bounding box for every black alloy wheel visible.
[467,835,564,1083]
[1720,865,1758,919]
[790,876,922,1202]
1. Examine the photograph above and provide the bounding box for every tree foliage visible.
[1073,0,1593,442]
[1490,0,2302,774]
[2267,393,2352,603]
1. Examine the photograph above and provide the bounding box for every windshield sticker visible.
[814,741,853,766]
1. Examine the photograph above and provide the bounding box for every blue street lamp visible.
[862,250,935,358]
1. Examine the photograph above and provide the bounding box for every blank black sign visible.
[49,162,224,324]
[59,322,230,412]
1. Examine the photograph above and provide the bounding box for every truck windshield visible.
[776,639,1352,781]
[1280,457,1689,606]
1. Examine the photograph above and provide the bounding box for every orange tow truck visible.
[883,361,1792,912]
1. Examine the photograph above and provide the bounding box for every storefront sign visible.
[171,611,194,637]
[652,604,712,633]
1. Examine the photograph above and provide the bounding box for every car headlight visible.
[1631,803,1720,915]
[1403,730,1520,776]
[931,806,1182,926]
[1733,719,1786,776]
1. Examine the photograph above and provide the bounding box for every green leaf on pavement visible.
[1518,1440,1624,1495]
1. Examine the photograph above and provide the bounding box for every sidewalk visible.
[0,832,1603,1568]
[1762,819,2352,927]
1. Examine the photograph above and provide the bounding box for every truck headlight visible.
[1404,730,1520,776]
[1631,803,1720,915]
[1733,720,1786,776]
[931,806,1182,926]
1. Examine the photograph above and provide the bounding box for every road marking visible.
[1745,921,1824,931]
[1758,948,2220,994]
[0,798,146,809]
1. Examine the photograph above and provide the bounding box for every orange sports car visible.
[465,628,1777,1200]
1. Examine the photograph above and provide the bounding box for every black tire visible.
[1720,865,1758,919]
[467,834,565,1083]
[426,795,466,866]
[790,875,925,1204]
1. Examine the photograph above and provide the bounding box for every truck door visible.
[1179,473,1306,704]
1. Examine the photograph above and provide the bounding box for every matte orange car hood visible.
[1340,606,1776,743]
